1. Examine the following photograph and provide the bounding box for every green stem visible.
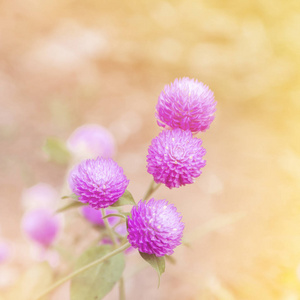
[143,180,161,200]
[101,209,118,246]
[102,209,125,300]
[33,242,131,300]
[113,219,125,230]
[56,201,87,213]
[119,277,126,300]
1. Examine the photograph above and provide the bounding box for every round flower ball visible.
[21,183,58,210]
[22,209,60,248]
[67,124,115,160]
[0,240,10,263]
[81,206,119,227]
[147,128,206,189]
[127,199,184,257]
[156,77,216,133]
[69,157,129,209]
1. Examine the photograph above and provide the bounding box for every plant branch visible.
[119,277,126,300]
[33,242,131,300]
[102,208,125,300]
[143,180,161,201]
[101,208,119,247]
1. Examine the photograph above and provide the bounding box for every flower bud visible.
[22,209,60,248]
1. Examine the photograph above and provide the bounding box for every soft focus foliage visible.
[70,245,125,300]
[6,262,53,300]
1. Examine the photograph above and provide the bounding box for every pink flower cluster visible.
[129,77,216,257]
[21,184,61,249]
[147,77,216,189]
[65,77,216,258]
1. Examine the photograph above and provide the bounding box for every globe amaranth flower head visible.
[22,209,60,248]
[127,198,184,257]
[69,157,129,209]
[147,128,206,189]
[156,77,216,133]
[67,124,116,160]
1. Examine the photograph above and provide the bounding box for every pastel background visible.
[0,0,299,299]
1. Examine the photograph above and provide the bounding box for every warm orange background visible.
[0,0,300,299]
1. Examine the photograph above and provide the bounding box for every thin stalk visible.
[113,219,126,230]
[33,242,131,300]
[143,180,161,200]
[101,209,118,246]
[119,277,126,300]
[102,209,125,300]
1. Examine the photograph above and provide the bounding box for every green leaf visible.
[102,213,126,220]
[110,190,136,207]
[43,137,71,165]
[181,239,191,248]
[71,245,125,300]
[139,252,165,287]
[7,262,53,300]
[61,193,78,200]
[123,211,132,218]
[56,201,87,213]
[165,255,176,265]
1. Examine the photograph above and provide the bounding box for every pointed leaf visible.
[56,201,87,213]
[123,212,132,218]
[139,252,165,287]
[61,193,78,200]
[102,213,126,220]
[43,137,71,165]
[71,245,125,300]
[110,190,135,207]
[165,255,176,265]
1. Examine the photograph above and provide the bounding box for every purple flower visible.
[147,128,206,188]
[22,209,60,248]
[114,223,127,237]
[81,206,119,227]
[156,77,216,133]
[67,124,115,159]
[69,157,129,209]
[127,199,184,257]
[0,240,10,263]
[100,237,114,246]
[21,183,58,210]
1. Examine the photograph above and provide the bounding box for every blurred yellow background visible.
[0,0,300,299]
